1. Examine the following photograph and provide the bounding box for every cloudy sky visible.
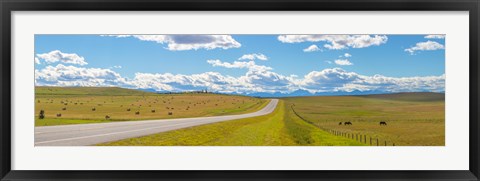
[34,34,445,94]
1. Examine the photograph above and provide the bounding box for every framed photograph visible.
[1,0,479,180]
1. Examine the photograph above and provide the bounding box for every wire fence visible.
[290,104,395,146]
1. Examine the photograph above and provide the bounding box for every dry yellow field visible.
[35,87,267,126]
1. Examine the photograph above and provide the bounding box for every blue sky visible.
[34,34,445,94]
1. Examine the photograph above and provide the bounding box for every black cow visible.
[380,121,387,126]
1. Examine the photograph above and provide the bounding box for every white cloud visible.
[303,45,322,52]
[130,72,245,92]
[35,64,444,94]
[298,68,445,93]
[207,59,272,72]
[325,61,332,64]
[206,59,296,93]
[344,53,352,57]
[36,50,88,65]
[278,35,388,50]
[404,40,445,55]
[238,53,268,61]
[112,65,122,69]
[35,64,127,87]
[35,57,40,64]
[104,35,241,51]
[334,59,353,66]
[424,35,445,39]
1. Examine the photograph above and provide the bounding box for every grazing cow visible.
[92,107,96,111]
[168,112,173,115]
[56,113,62,117]
[127,108,131,111]
[344,122,352,125]
[62,107,67,110]
[64,103,68,105]
[105,115,110,120]
[151,109,155,113]
[135,111,140,115]
[380,121,387,126]
[339,122,342,125]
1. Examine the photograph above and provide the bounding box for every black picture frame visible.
[1,0,479,180]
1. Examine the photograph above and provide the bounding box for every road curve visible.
[35,99,279,146]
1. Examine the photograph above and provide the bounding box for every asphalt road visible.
[35,99,279,146]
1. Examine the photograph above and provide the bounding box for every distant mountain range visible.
[137,88,444,98]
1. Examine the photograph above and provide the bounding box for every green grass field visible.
[98,100,365,146]
[35,87,268,126]
[36,87,444,146]
[283,93,445,146]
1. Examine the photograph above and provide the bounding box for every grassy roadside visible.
[35,118,115,127]
[98,100,365,146]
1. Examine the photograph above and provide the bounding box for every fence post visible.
[385,140,387,146]
[370,137,372,145]
[364,135,366,144]
[377,138,379,146]
[393,143,395,146]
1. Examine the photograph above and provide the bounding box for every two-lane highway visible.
[35,99,279,146]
